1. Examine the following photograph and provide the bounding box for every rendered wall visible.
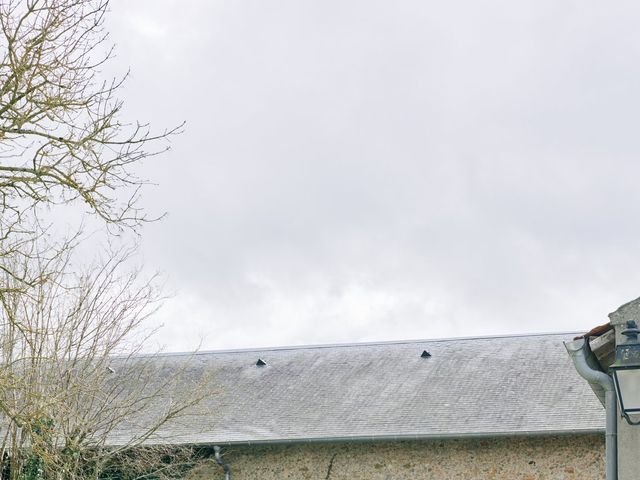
[187,434,604,480]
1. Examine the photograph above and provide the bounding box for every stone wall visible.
[187,434,604,480]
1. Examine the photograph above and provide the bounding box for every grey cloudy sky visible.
[102,0,640,351]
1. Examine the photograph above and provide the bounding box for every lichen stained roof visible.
[124,333,604,446]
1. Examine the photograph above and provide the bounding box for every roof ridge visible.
[144,331,581,358]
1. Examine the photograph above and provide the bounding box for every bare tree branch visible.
[0,243,211,479]
[0,0,180,292]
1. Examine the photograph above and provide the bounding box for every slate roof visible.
[120,333,605,446]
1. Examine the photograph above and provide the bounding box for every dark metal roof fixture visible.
[421,350,431,358]
[256,358,267,367]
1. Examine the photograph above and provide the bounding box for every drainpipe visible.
[564,338,617,480]
[214,446,232,480]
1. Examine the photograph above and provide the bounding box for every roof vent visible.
[421,350,431,358]
[256,358,267,367]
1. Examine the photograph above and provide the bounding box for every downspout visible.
[214,446,232,480]
[564,338,617,480]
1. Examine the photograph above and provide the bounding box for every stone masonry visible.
[187,434,604,480]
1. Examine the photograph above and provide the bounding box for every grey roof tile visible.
[113,333,605,445]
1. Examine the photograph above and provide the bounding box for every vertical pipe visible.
[564,339,617,480]
[214,446,231,480]
[605,389,617,480]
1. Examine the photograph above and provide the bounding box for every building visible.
[138,333,606,479]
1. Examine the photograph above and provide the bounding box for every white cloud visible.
[105,0,640,351]
[127,16,166,39]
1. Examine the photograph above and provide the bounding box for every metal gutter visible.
[199,428,604,447]
[113,427,604,448]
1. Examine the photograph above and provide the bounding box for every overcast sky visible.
[100,0,640,351]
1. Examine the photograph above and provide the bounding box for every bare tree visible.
[0,244,209,480]
[0,0,180,291]
[0,3,205,477]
